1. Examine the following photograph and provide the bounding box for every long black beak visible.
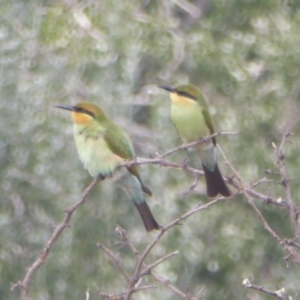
[158,85,176,93]
[53,105,76,112]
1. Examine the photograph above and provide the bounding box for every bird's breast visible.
[171,101,210,143]
[74,127,123,177]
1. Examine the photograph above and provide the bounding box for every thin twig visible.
[160,131,240,159]
[151,272,193,299]
[121,155,300,214]
[140,251,179,277]
[182,175,199,196]
[284,238,300,250]
[196,286,206,300]
[12,177,102,300]
[249,177,273,189]
[105,228,197,299]
[122,196,227,300]
[275,131,300,239]
[97,243,131,284]
[242,278,291,300]
[218,144,300,265]
[116,226,140,258]
[130,197,226,293]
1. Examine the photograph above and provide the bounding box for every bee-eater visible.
[159,85,232,198]
[54,102,160,231]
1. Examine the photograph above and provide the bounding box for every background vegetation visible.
[1,0,300,299]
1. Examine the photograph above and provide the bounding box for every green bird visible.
[159,85,232,198]
[54,102,160,231]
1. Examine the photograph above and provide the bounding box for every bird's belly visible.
[75,134,123,177]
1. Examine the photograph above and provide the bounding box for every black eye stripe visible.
[75,107,95,118]
[176,90,197,101]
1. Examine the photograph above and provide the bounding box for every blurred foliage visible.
[1,0,300,299]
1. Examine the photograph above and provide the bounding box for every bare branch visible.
[140,251,179,277]
[218,144,300,265]
[249,177,273,189]
[159,131,240,159]
[127,197,228,298]
[85,288,90,300]
[182,174,199,196]
[116,225,210,300]
[14,128,300,300]
[118,196,227,299]
[242,278,291,300]
[98,291,123,299]
[97,243,131,284]
[120,153,300,215]
[284,238,300,250]
[196,286,206,300]
[116,226,141,258]
[274,131,300,239]
[151,272,195,299]
[133,285,157,292]
[12,177,102,300]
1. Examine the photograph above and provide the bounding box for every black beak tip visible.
[158,85,176,93]
[53,105,75,111]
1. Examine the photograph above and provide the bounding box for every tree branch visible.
[242,278,291,300]
[97,243,131,285]
[218,144,300,265]
[12,177,102,300]
[274,131,300,239]
[99,197,225,300]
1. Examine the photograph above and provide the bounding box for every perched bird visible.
[159,85,232,198]
[54,102,159,231]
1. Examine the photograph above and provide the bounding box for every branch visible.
[118,228,201,300]
[218,144,300,265]
[126,197,227,298]
[99,285,156,299]
[12,177,102,300]
[118,131,300,214]
[120,154,299,214]
[100,207,212,300]
[97,243,131,285]
[140,251,179,277]
[158,131,240,159]
[115,197,225,300]
[124,153,299,214]
[242,278,291,300]
[274,131,300,239]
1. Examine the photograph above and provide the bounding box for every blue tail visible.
[118,174,160,231]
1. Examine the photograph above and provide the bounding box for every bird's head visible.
[159,84,207,106]
[54,102,106,125]
[159,84,203,99]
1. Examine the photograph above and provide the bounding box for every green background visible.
[1,0,300,299]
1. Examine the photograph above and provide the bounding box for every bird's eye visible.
[179,91,190,97]
[79,108,88,114]
[178,91,196,101]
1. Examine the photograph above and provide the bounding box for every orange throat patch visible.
[170,93,195,105]
[71,111,93,124]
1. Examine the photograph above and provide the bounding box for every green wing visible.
[103,121,152,196]
[103,122,135,160]
[195,88,217,146]
[202,108,216,146]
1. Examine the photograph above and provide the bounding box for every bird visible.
[54,102,160,231]
[159,84,232,198]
